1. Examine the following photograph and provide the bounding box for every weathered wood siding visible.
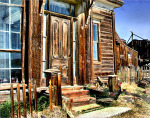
[92,7,114,81]
[25,0,44,86]
[115,33,138,71]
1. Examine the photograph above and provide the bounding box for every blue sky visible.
[114,0,150,42]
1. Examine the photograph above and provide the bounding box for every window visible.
[44,0,75,17]
[42,14,47,78]
[0,0,22,83]
[93,23,98,60]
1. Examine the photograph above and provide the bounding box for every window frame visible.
[0,1,23,83]
[93,20,101,62]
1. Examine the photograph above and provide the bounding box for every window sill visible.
[93,60,102,64]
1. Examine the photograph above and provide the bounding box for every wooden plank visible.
[55,85,58,106]
[29,78,32,117]
[69,99,73,111]
[34,80,37,113]
[17,83,21,118]
[0,49,21,53]
[70,17,74,86]
[49,80,53,111]
[57,73,62,106]
[98,23,102,62]
[112,12,116,74]
[28,0,33,88]
[23,79,27,118]
[83,13,87,85]
[40,2,44,86]
[91,8,94,82]
[21,0,26,83]
[11,84,15,118]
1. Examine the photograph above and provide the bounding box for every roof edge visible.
[107,0,124,6]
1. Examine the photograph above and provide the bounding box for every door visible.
[50,16,71,85]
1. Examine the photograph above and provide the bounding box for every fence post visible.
[69,99,73,111]
[11,84,15,118]
[23,79,27,117]
[17,83,21,118]
[55,85,58,106]
[34,79,37,113]
[49,79,53,111]
[29,78,32,117]
[57,73,62,106]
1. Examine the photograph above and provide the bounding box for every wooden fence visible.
[10,73,62,118]
[117,66,150,84]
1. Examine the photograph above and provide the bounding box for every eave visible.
[95,0,124,8]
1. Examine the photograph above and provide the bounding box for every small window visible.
[93,23,98,60]
[44,0,75,17]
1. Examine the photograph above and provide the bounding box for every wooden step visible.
[72,96,96,107]
[72,103,102,113]
[62,86,83,91]
[62,90,90,98]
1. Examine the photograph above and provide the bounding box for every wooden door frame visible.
[45,12,74,86]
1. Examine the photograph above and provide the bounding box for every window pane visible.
[93,43,98,60]
[50,1,70,16]
[11,69,21,83]
[11,0,22,5]
[0,69,10,83]
[0,32,9,49]
[43,37,46,60]
[93,24,98,41]
[10,6,21,32]
[11,33,21,49]
[0,0,9,3]
[44,0,48,10]
[43,14,46,37]
[11,53,21,68]
[0,52,9,68]
[0,5,9,31]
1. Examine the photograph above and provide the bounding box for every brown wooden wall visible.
[92,7,114,82]
[25,0,44,86]
[24,0,122,86]
[115,33,138,71]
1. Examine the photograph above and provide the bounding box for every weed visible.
[0,99,17,118]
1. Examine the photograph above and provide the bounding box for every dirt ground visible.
[112,83,150,118]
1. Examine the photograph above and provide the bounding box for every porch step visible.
[62,90,90,98]
[62,85,83,91]
[72,103,102,113]
[72,96,96,107]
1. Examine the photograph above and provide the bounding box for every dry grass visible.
[36,106,67,118]
[112,83,150,118]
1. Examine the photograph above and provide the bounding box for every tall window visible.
[42,14,47,78]
[0,0,22,83]
[93,23,98,60]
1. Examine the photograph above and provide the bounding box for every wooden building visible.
[115,32,138,71]
[128,39,150,66]
[0,0,124,86]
